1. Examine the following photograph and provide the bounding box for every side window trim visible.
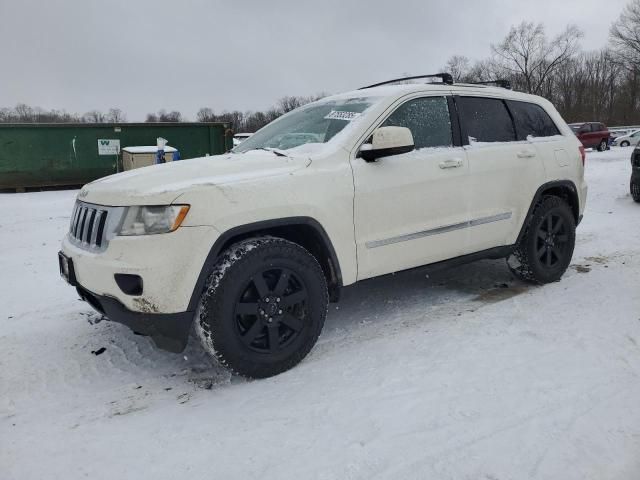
[447,96,463,147]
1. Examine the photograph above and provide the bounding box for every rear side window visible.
[507,101,560,139]
[382,96,452,149]
[456,97,516,143]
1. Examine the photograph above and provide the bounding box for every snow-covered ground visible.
[2,148,640,480]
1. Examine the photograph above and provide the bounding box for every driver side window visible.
[382,96,452,149]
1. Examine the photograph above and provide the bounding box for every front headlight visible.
[118,205,190,236]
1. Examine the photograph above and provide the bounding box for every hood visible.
[79,152,310,206]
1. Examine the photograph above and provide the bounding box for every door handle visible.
[517,150,536,158]
[439,158,463,169]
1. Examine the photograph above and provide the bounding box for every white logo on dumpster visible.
[97,139,120,155]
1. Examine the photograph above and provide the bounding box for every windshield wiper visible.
[252,147,288,157]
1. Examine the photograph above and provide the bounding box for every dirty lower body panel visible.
[76,285,194,353]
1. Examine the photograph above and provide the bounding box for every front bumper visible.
[59,250,195,352]
[59,224,218,353]
[60,225,218,314]
[77,284,194,352]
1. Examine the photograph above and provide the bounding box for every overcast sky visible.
[0,0,630,121]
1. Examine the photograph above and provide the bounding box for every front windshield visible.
[569,124,581,132]
[233,96,380,153]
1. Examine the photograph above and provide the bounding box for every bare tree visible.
[83,110,106,123]
[277,96,305,113]
[159,110,182,122]
[106,108,126,123]
[610,0,640,67]
[145,110,183,122]
[444,55,472,82]
[491,22,583,94]
[196,107,215,122]
[14,103,35,122]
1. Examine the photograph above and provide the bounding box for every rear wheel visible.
[632,181,640,203]
[508,196,576,284]
[597,139,608,152]
[196,237,328,378]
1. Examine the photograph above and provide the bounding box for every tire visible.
[597,139,608,152]
[196,236,328,378]
[621,140,630,147]
[507,196,576,284]
[632,181,640,203]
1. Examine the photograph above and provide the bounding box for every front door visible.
[351,95,470,280]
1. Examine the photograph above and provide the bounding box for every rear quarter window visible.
[456,97,516,143]
[507,101,560,140]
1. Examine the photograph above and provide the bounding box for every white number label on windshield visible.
[324,110,361,121]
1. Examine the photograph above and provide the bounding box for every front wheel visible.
[196,237,328,378]
[621,140,630,147]
[508,196,576,284]
[597,139,608,152]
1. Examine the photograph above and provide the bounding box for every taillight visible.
[578,145,586,165]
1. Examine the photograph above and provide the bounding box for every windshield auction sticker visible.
[324,110,361,121]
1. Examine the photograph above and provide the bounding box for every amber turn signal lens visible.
[171,205,190,231]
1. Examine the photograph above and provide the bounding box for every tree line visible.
[3,0,640,129]
[0,105,127,124]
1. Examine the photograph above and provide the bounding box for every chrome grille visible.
[69,201,113,251]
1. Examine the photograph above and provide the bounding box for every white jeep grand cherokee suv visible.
[59,74,587,378]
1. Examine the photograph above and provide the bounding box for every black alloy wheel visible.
[508,196,576,284]
[234,267,309,353]
[197,237,328,378]
[534,212,570,269]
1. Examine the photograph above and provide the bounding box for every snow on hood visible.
[80,151,310,206]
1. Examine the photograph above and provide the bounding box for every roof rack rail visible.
[468,79,512,90]
[359,73,454,89]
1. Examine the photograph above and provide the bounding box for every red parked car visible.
[569,122,610,152]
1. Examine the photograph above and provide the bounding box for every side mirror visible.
[359,126,415,162]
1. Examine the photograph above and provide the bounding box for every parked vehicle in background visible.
[569,122,611,151]
[59,73,587,378]
[609,129,630,140]
[611,129,640,147]
[233,132,253,147]
[631,147,640,202]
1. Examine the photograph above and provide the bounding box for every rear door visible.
[578,124,592,147]
[588,123,601,148]
[456,95,546,251]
